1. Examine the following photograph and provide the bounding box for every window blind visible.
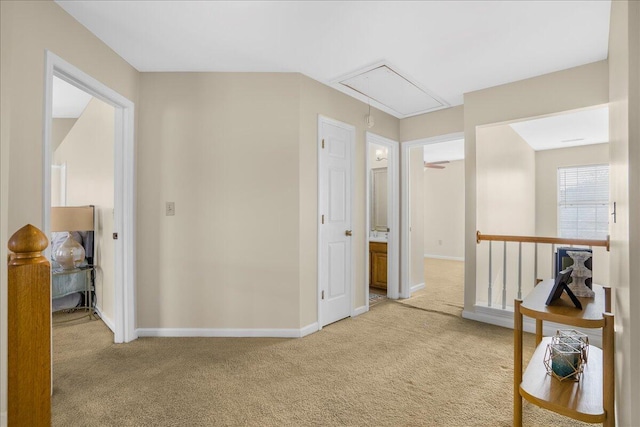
[558,164,609,240]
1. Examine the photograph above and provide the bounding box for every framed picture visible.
[546,267,582,310]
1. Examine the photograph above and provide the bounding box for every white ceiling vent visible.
[336,63,449,119]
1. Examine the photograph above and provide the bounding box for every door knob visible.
[345,230,352,236]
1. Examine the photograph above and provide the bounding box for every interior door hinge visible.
[321,290,325,300]
[322,139,325,149]
[321,214,324,224]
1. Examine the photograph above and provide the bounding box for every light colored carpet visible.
[398,258,465,316]
[52,262,591,426]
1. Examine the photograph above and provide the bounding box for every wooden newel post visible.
[7,224,51,426]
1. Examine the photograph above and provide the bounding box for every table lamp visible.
[50,206,94,270]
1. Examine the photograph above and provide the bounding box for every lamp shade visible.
[51,206,94,232]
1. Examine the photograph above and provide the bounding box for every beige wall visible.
[138,72,301,329]
[298,75,399,326]
[53,98,116,326]
[0,3,11,424]
[423,160,465,259]
[0,0,139,420]
[52,118,77,151]
[463,60,609,312]
[137,72,400,330]
[476,124,536,236]
[410,147,425,287]
[608,1,640,425]
[535,144,610,286]
[476,124,536,306]
[399,105,464,142]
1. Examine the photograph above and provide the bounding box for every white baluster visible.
[517,242,522,300]
[534,243,538,286]
[488,241,492,308]
[502,241,507,310]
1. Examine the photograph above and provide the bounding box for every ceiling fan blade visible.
[428,160,450,165]
[424,164,446,169]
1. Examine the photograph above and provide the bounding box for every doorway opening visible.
[400,133,465,314]
[43,51,136,344]
[473,105,610,316]
[50,76,116,337]
[366,133,399,307]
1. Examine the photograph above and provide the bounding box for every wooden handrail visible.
[476,230,610,251]
[8,224,51,426]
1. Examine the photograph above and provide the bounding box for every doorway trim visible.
[400,132,463,298]
[317,115,356,329]
[43,51,137,343]
[365,133,400,304]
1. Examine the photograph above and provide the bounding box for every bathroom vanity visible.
[369,240,388,290]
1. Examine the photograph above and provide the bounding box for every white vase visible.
[54,232,85,270]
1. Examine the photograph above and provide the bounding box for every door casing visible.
[43,51,136,344]
[400,132,464,298]
[366,132,400,303]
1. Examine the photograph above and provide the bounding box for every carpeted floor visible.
[52,259,591,426]
[398,258,465,316]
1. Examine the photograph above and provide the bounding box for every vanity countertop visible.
[369,235,388,243]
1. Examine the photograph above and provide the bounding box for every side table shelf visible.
[52,264,96,322]
[514,280,614,427]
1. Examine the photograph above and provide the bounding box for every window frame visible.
[556,163,611,240]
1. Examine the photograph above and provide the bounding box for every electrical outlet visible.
[166,202,175,216]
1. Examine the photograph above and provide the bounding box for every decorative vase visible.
[567,251,595,298]
[550,343,582,380]
[53,232,85,270]
[543,331,587,382]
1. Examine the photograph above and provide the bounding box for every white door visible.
[318,117,354,327]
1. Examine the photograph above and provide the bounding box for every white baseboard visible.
[410,282,425,294]
[137,324,320,339]
[424,254,465,261]
[299,322,319,337]
[462,305,602,347]
[94,306,115,333]
[352,305,368,317]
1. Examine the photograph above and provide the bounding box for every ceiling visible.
[423,106,609,163]
[55,1,611,119]
[423,139,465,164]
[52,76,92,118]
[510,106,609,151]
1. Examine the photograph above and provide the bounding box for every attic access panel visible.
[339,65,446,117]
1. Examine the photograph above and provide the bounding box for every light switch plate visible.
[166,202,175,216]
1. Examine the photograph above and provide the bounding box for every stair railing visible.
[7,224,51,426]
[476,230,610,309]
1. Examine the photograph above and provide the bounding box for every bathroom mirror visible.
[370,167,388,231]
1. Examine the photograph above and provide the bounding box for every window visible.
[558,164,609,240]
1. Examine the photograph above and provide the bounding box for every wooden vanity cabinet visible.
[369,241,388,290]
